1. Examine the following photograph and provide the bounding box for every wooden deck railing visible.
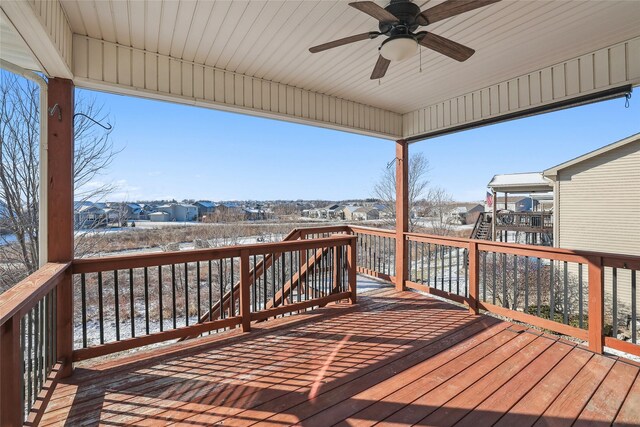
[0,262,70,426]
[349,225,396,283]
[1,224,638,425]
[70,233,356,361]
[495,211,553,232]
[400,230,640,357]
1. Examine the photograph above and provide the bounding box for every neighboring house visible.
[340,205,361,220]
[195,201,216,219]
[107,202,143,220]
[445,206,468,224]
[244,208,266,221]
[323,204,343,219]
[499,196,536,212]
[73,200,93,212]
[154,203,198,221]
[74,204,120,228]
[171,204,198,222]
[216,202,244,217]
[149,211,171,222]
[544,132,640,332]
[352,207,380,221]
[75,205,105,228]
[543,133,640,256]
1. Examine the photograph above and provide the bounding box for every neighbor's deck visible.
[40,286,640,426]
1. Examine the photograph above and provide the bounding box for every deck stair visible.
[182,228,339,339]
[470,212,492,240]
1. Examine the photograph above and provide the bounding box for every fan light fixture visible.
[379,36,418,62]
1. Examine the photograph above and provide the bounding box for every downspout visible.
[0,59,48,266]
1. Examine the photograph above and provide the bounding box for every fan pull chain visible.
[625,92,631,108]
[419,48,423,73]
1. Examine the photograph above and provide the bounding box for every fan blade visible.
[309,32,377,53]
[419,32,475,61]
[349,1,398,23]
[370,55,391,80]
[419,0,501,25]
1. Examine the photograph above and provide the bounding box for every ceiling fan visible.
[309,0,501,79]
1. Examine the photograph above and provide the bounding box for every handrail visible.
[405,230,639,262]
[69,234,357,361]
[402,228,640,357]
[349,224,395,237]
[0,262,70,325]
[73,236,354,273]
[0,262,69,426]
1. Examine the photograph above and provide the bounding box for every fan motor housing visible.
[379,0,421,33]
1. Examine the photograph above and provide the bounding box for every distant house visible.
[339,205,361,220]
[149,211,171,222]
[445,206,469,225]
[217,202,243,216]
[73,200,93,212]
[244,208,266,221]
[107,202,143,220]
[195,201,216,219]
[321,204,342,219]
[155,203,198,222]
[75,205,102,228]
[487,196,537,212]
[352,207,380,221]
[75,204,109,228]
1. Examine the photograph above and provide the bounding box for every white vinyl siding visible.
[556,140,640,313]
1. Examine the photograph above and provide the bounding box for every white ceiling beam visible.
[1,0,73,78]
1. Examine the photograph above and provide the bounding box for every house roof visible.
[195,201,216,208]
[3,1,638,141]
[488,172,553,194]
[543,132,640,178]
[342,205,361,214]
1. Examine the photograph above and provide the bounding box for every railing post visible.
[395,139,408,291]
[48,78,74,378]
[333,245,342,292]
[348,238,357,304]
[588,256,604,353]
[468,242,480,315]
[0,316,22,426]
[239,250,251,332]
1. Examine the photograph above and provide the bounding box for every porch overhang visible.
[488,172,554,194]
[1,0,639,141]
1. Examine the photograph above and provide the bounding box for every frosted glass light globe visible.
[380,37,418,62]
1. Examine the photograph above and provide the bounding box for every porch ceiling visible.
[2,0,640,140]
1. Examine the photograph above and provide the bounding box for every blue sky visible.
[79,88,639,202]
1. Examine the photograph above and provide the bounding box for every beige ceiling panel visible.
[402,37,640,140]
[72,35,403,139]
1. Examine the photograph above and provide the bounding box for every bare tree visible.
[421,187,454,235]
[373,152,452,232]
[0,71,118,291]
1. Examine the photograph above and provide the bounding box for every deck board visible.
[40,287,640,426]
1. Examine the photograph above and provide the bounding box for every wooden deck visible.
[40,287,640,426]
